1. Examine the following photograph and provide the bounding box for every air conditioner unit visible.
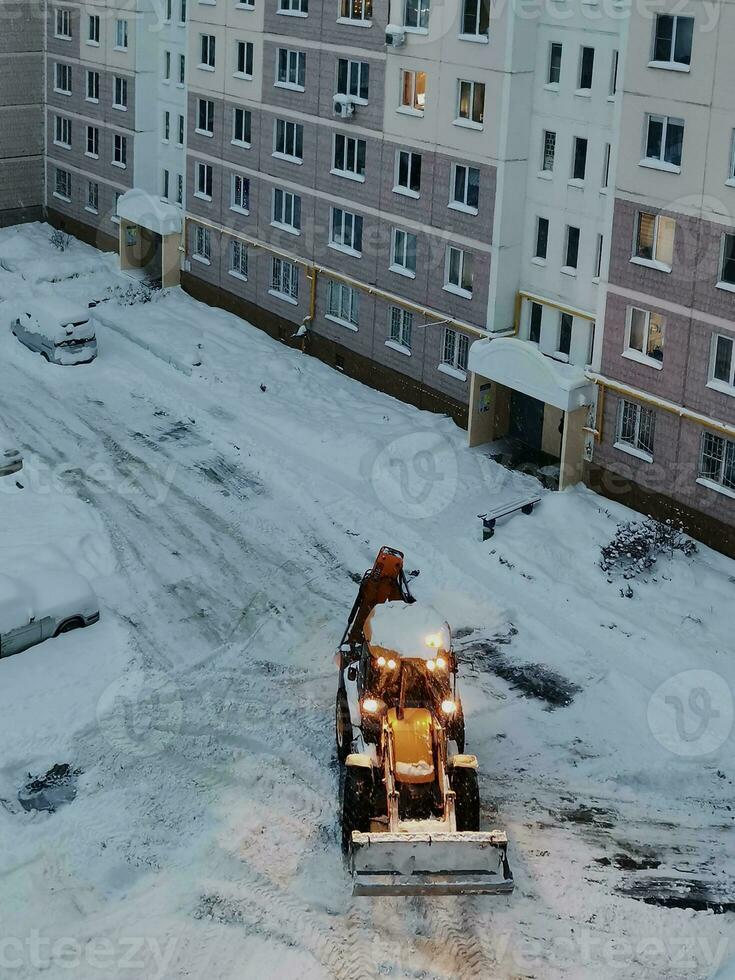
[385,25,406,47]
[333,98,355,118]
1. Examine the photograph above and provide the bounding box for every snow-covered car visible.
[0,569,100,659]
[10,297,97,365]
[0,420,22,477]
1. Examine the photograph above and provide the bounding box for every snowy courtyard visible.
[0,223,733,979]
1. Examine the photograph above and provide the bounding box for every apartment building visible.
[590,0,735,554]
[0,0,44,225]
[45,0,185,281]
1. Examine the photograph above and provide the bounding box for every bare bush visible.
[49,229,72,252]
[600,518,697,580]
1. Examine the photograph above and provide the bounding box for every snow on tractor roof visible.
[365,601,451,660]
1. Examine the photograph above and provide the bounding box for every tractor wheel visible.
[335,686,352,763]
[448,700,466,753]
[451,766,480,832]
[341,765,373,853]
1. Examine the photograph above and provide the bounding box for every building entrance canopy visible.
[468,337,595,413]
[116,189,182,237]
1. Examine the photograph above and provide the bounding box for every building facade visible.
[0,0,44,226]
[590,0,735,551]
[2,0,734,550]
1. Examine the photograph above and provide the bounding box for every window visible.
[179,54,186,85]
[279,0,308,12]
[450,164,479,211]
[644,114,684,169]
[389,307,413,349]
[272,188,301,232]
[194,226,211,262]
[230,240,249,279]
[165,0,172,20]
[176,174,183,205]
[711,334,735,388]
[441,328,469,373]
[86,125,99,157]
[548,42,562,84]
[572,137,588,181]
[399,69,426,113]
[445,246,474,296]
[86,69,99,101]
[602,142,611,188]
[337,59,369,102]
[163,111,170,142]
[54,115,72,148]
[55,63,72,94]
[699,432,735,492]
[610,50,619,95]
[339,0,372,21]
[634,211,676,268]
[115,19,128,49]
[87,14,99,43]
[327,282,359,328]
[196,162,213,198]
[395,150,421,195]
[162,169,170,199]
[617,400,656,458]
[164,50,171,81]
[86,181,98,213]
[594,234,604,279]
[276,48,305,89]
[391,228,417,276]
[578,46,594,91]
[54,167,71,200]
[178,115,185,146]
[330,208,363,254]
[627,307,664,363]
[113,192,121,223]
[113,134,127,167]
[653,15,693,67]
[113,76,128,109]
[232,173,250,211]
[200,34,216,69]
[233,107,251,145]
[332,134,366,179]
[558,313,573,356]
[564,225,580,270]
[457,79,484,125]
[720,234,735,287]
[534,216,549,260]
[404,0,430,30]
[461,0,489,37]
[179,0,187,22]
[197,99,214,135]
[529,302,542,343]
[271,257,299,301]
[55,8,71,38]
[236,40,254,77]
[541,130,555,173]
[274,119,303,161]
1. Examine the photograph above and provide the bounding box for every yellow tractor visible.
[335,547,514,896]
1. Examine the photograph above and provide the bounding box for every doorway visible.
[509,391,545,450]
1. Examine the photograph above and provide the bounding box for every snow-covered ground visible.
[0,223,733,979]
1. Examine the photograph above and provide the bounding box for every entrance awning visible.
[116,189,182,236]
[468,337,595,412]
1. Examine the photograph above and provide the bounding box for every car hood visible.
[0,568,98,633]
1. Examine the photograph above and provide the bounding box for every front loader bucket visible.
[350,831,514,896]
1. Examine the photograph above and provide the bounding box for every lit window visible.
[634,211,676,268]
[399,69,426,113]
[627,307,665,363]
[339,0,372,21]
[456,79,484,125]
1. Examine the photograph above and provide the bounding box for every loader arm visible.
[342,547,415,648]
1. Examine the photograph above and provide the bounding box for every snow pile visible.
[365,600,451,659]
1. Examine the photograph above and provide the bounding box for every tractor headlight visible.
[362,697,380,714]
[435,656,447,670]
[426,659,436,672]
[425,633,441,649]
[387,658,397,670]
[377,656,386,667]
[441,699,457,715]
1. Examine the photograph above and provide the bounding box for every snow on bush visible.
[600,518,697,581]
[49,229,72,252]
[106,281,155,306]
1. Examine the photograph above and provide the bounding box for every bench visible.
[478,495,541,541]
